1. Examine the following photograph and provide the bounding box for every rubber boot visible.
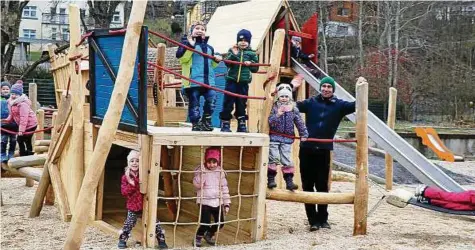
[118,239,127,249]
[267,169,277,189]
[193,235,203,247]
[201,116,214,131]
[284,173,298,191]
[192,121,202,131]
[203,231,216,246]
[237,116,247,133]
[220,120,232,132]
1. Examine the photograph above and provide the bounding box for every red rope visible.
[1,126,53,135]
[269,131,357,143]
[148,30,270,67]
[65,77,71,97]
[148,62,266,100]
[75,31,93,47]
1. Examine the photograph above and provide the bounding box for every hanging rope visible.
[147,30,271,67]
[1,126,53,135]
[269,131,357,143]
[147,62,266,100]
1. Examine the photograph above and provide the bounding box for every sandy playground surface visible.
[1,161,474,250]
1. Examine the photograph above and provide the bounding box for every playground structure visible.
[2,0,467,249]
[414,127,464,162]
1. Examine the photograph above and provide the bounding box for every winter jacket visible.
[176,35,219,88]
[268,102,308,144]
[297,94,355,150]
[4,94,38,133]
[291,45,311,62]
[1,94,10,119]
[225,47,259,84]
[121,174,143,212]
[193,165,231,208]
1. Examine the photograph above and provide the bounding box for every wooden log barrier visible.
[266,189,355,204]
[34,146,50,154]
[385,87,397,190]
[7,154,48,168]
[35,140,51,146]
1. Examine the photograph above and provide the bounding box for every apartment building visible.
[14,0,125,64]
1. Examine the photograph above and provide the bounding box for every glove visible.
[224,205,230,215]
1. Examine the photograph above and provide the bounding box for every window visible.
[62,28,69,41]
[23,6,37,18]
[23,29,36,39]
[113,11,121,23]
[59,8,67,24]
[337,7,350,16]
[336,25,349,37]
[51,28,57,40]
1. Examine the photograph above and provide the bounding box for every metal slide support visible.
[292,58,464,192]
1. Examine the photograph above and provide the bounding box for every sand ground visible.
[1,161,474,250]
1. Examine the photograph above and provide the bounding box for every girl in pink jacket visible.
[192,147,231,247]
[1,81,37,156]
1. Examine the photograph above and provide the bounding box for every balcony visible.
[42,13,95,26]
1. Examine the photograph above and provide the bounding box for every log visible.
[259,29,285,133]
[353,78,369,236]
[155,43,166,126]
[35,140,51,146]
[332,171,356,182]
[34,146,49,153]
[332,160,385,185]
[385,87,397,190]
[16,167,42,181]
[64,2,148,249]
[266,189,355,204]
[7,154,47,169]
[26,82,38,187]
[36,109,45,140]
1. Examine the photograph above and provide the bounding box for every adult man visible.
[296,76,355,231]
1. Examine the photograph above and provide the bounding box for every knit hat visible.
[320,76,336,93]
[11,81,23,95]
[1,81,11,89]
[276,83,293,100]
[189,21,206,35]
[205,147,221,165]
[127,150,140,164]
[292,36,302,43]
[237,29,252,44]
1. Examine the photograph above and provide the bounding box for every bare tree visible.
[87,0,122,29]
[358,0,364,69]
[1,0,30,76]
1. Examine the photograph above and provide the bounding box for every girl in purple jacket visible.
[193,147,231,247]
[268,82,308,190]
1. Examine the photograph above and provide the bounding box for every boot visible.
[118,239,127,249]
[220,120,232,132]
[284,173,298,191]
[193,235,203,247]
[237,116,247,133]
[267,169,277,189]
[192,121,202,131]
[201,116,214,131]
[203,231,216,245]
[158,240,168,249]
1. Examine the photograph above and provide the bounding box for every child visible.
[1,81,37,157]
[291,36,321,79]
[176,21,223,132]
[192,147,231,247]
[119,150,168,249]
[415,185,475,211]
[1,81,17,163]
[268,82,308,190]
[219,29,259,133]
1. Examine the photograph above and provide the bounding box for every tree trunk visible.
[87,0,120,29]
[392,1,400,88]
[318,2,329,73]
[358,0,364,69]
[386,1,393,87]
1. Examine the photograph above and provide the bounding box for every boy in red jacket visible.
[119,150,168,249]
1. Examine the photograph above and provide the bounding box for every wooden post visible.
[45,111,56,206]
[385,87,397,190]
[26,82,38,187]
[64,1,148,248]
[259,29,285,134]
[155,43,166,126]
[145,145,161,248]
[353,77,368,236]
[252,146,269,241]
[68,4,85,212]
[36,109,45,140]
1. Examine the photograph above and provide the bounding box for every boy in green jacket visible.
[219,29,259,132]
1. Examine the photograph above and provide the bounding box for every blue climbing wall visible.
[89,27,148,133]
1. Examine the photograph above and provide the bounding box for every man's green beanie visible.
[320,76,336,92]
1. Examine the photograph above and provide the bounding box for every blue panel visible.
[92,30,147,127]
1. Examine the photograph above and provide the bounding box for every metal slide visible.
[292,58,465,192]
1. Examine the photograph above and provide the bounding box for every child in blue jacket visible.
[1,81,17,163]
[176,21,222,131]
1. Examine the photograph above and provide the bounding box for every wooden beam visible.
[252,145,269,241]
[259,29,285,134]
[8,154,47,168]
[288,30,314,39]
[146,144,161,248]
[68,4,85,212]
[49,163,72,221]
[45,112,58,206]
[385,87,397,191]
[36,109,45,140]
[155,43,166,126]
[26,82,38,187]
[266,189,355,204]
[64,2,148,248]
[34,146,49,154]
[8,167,42,181]
[139,135,151,193]
[161,146,176,217]
[35,140,51,146]
[353,77,369,236]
